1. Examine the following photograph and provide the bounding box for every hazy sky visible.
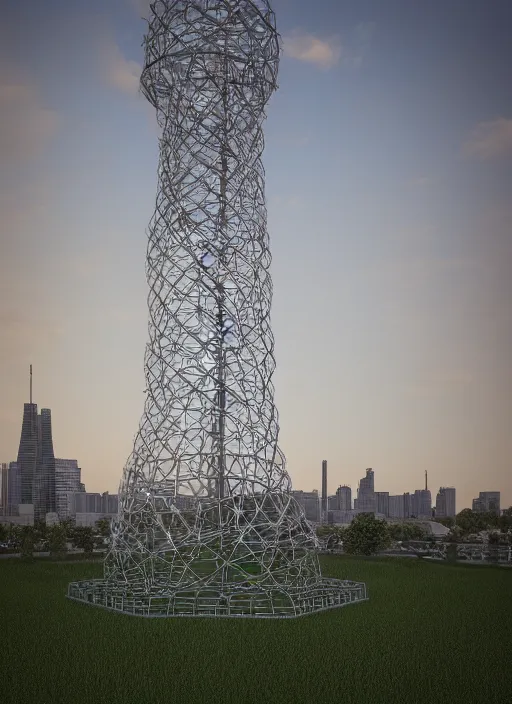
[1,0,511,512]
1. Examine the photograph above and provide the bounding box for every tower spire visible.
[30,364,33,405]
[425,470,428,491]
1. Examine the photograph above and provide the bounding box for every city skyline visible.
[2,406,506,517]
[1,0,511,511]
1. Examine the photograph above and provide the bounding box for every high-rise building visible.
[411,489,431,518]
[0,463,7,512]
[16,368,57,522]
[291,490,320,523]
[102,492,119,514]
[69,492,103,515]
[17,402,39,505]
[403,492,411,518]
[389,492,413,519]
[66,491,119,526]
[33,408,56,522]
[473,491,500,514]
[7,462,20,515]
[436,487,456,518]
[472,497,485,512]
[354,468,376,512]
[55,459,81,520]
[388,495,404,519]
[327,495,338,510]
[375,491,389,517]
[321,460,327,521]
[335,485,352,511]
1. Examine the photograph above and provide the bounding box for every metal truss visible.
[68,0,367,617]
[425,542,512,564]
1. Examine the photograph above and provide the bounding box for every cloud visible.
[104,43,142,96]
[463,118,512,160]
[0,69,58,169]
[282,31,342,69]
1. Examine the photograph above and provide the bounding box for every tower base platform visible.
[67,577,368,619]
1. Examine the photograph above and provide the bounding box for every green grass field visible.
[2,555,511,704]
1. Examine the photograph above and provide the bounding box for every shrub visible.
[342,513,390,556]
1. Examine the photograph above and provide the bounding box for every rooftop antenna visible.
[425,470,428,491]
[30,364,33,405]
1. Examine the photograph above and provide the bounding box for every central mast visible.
[215,24,231,506]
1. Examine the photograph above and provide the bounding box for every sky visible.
[1,0,511,512]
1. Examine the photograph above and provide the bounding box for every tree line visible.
[1,507,511,559]
[0,518,111,559]
[316,507,512,556]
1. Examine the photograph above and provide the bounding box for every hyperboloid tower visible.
[68,0,367,618]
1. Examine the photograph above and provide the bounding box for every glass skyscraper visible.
[17,399,57,522]
[34,408,56,522]
[18,403,39,505]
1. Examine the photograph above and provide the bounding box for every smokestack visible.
[30,364,33,405]
[321,460,328,520]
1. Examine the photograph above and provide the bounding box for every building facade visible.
[354,468,376,512]
[102,492,119,514]
[68,492,119,519]
[375,491,389,517]
[17,402,39,505]
[328,495,338,511]
[335,485,352,511]
[33,408,57,522]
[435,487,456,517]
[473,491,500,514]
[55,459,82,520]
[472,497,484,512]
[291,490,320,523]
[388,493,413,520]
[0,464,7,513]
[321,460,328,521]
[7,462,20,515]
[411,489,432,518]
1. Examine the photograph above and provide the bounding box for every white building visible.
[55,459,81,520]
[436,487,456,517]
[473,491,500,514]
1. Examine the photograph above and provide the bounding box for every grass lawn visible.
[1,555,511,704]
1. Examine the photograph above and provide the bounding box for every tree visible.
[56,518,75,542]
[0,523,8,543]
[6,523,21,548]
[342,513,391,556]
[33,520,48,550]
[387,522,428,542]
[95,518,111,538]
[315,525,347,550]
[20,526,35,560]
[433,517,455,529]
[446,525,463,543]
[72,527,95,556]
[47,524,67,558]
[499,508,512,534]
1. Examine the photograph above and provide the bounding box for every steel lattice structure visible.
[68,0,367,618]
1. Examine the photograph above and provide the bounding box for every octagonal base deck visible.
[67,578,368,619]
